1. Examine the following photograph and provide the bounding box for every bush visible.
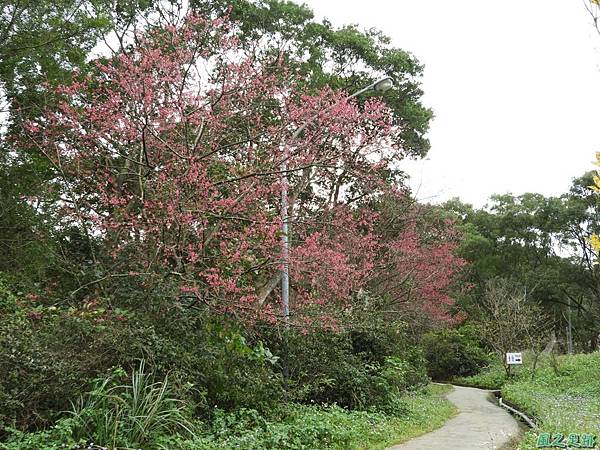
[0,280,283,433]
[0,274,431,444]
[197,325,284,414]
[0,300,160,431]
[263,328,428,412]
[0,419,81,450]
[423,326,489,380]
[454,362,507,389]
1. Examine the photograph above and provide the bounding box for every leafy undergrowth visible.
[180,384,457,450]
[1,384,456,450]
[455,352,600,450]
[454,357,507,389]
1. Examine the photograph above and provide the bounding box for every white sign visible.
[506,352,523,365]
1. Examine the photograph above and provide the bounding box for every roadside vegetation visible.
[1,381,455,450]
[0,273,459,449]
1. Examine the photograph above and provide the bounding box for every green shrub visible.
[264,328,428,412]
[423,326,490,380]
[455,364,507,389]
[0,275,434,446]
[198,326,284,414]
[0,271,289,431]
[138,311,284,415]
[395,348,430,389]
[0,419,81,450]
[0,301,159,431]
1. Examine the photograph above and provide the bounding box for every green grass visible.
[2,384,456,450]
[454,351,600,450]
[503,352,600,450]
[180,384,457,450]
[361,384,457,449]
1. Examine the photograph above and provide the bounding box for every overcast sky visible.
[302,0,600,207]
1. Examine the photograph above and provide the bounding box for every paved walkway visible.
[388,385,521,450]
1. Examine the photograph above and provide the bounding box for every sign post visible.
[506,352,523,377]
[506,352,523,365]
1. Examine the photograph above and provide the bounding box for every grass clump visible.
[1,361,197,450]
[68,361,197,448]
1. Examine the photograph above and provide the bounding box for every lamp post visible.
[280,77,394,323]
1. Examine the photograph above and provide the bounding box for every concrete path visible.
[388,385,521,450]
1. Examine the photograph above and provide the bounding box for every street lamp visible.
[373,77,394,92]
[280,76,394,323]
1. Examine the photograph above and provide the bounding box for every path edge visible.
[384,383,459,449]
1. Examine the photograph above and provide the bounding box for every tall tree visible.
[25,12,464,327]
[2,0,435,294]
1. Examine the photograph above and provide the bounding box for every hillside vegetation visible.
[2,0,600,448]
[0,381,455,450]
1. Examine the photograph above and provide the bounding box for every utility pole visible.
[279,77,394,324]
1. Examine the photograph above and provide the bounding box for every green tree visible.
[444,184,600,351]
[192,0,432,159]
[0,0,156,288]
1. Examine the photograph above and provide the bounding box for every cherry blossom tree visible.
[24,13,465,326]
